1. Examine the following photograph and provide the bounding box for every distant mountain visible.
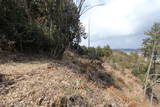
[113,49,141,53]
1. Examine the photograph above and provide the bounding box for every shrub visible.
[107,50,149,81]
[75,45,112,59]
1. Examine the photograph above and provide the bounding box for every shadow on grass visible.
[50,95,92,107]
[0,73,15,95]
[0,51,52,64]
[0,50,121,90]
[146,87,159,104]
[58,59,122,89]
[80,63,121,89]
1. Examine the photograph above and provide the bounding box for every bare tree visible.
[75,0,105,16]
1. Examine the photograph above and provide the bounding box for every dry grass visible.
[0,51,159,107]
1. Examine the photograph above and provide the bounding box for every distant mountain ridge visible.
[113,48,141,53]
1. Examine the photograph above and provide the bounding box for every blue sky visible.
[79,0,160,49]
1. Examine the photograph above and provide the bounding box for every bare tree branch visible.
[76,0,105,16]
[80,3,105,16]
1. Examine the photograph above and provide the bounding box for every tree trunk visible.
[144,41,156,95]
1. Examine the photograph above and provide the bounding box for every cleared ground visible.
[0,51,158,107]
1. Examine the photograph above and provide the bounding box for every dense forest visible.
[0,0,87,59]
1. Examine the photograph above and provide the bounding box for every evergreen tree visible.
[0,0,86,59]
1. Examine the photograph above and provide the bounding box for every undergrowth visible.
[106,50,149,81]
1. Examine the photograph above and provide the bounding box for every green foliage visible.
[74,45,112,59]
[141,23,160,80]
[141,23,160,58]
[134,66,147,81]
[107,51,133,69]
[0,0,86,59]
[132,96,140,101]
[107,50,148,81]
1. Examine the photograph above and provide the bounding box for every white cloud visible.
[80,0,160,48]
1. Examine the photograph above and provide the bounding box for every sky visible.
[79,0,160,49]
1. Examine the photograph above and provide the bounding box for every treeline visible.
[0,0,86,59]
[72,45,112,59]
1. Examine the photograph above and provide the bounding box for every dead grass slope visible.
[0,51,159,107]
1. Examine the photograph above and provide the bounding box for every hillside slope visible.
[0,51,158,107]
